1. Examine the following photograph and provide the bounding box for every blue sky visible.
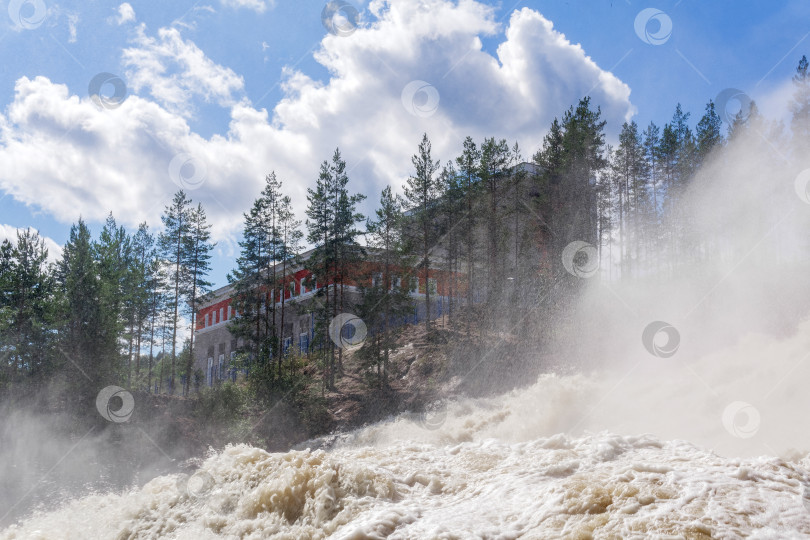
[0,0,807,287]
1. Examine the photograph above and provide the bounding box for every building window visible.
[207,357,214,386]
[219,308,224,323]
[428,278,437,294]
[218,353,225,379]
[299,332,310,355]
[206,313,211,327]
[409,276,419,293]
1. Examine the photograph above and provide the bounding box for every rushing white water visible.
[5,318,810,539]
[3,432,810,539]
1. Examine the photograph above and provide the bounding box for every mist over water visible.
[5,106,810,537]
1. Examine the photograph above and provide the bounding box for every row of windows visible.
[204,333,312,387]
[199,276,440,330]
[372,274,438,294]
[202,305,233,328]
[199,281,316,329]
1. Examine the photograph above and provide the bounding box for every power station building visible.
[191,252,458,387]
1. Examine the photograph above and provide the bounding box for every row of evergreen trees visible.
[231,56,810,396]
[3,55,809,413]
[0,192,214,409]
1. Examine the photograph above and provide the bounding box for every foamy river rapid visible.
[6,431,810,539]
[6,321,810,540]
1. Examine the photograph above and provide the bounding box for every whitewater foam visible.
[5,320,810,538]
[4,433,810,539]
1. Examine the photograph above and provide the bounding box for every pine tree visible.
[306,160,336,391]
[145,250,166,393]
[696,100,724,165]
[277,193,303,377]
[57,219,113,408]
[479,137,511,305]
[558,98,607,273]
[533,117,565,278]
[455,136,482,308]
[361,186,413,385]
[94,214,132,383]
[436,161,462,322]
[129,224,156,385]
[642,122,662,271]
[727,100,760,141]
[228,173,284,368]
[658,105,694,273]
[613,121,648,278]
[595,146,616,279]
[306,149,365,388]
[0,230,55,382]
[507,142,531,305]
[332,152,366,377]
[404,134,440,331]
[158,191,193,394]
[184,203,215,395]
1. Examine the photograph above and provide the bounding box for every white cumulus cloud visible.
[114,3,136,25]
[0,0,634,254]
[122,25,244,117]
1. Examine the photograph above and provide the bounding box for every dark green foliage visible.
[696,100,723,163]
[57,219,118,407]
[229,172,285,365]
[305,148,365,389]
[455,136,482,307]
[0,230,56,386]
[185,204,215,395]
[403,133,440,329]
[158,191,193,393]
[357,186,414,386]
[534,98,607,279]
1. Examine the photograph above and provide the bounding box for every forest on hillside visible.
[1,55,809,437]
